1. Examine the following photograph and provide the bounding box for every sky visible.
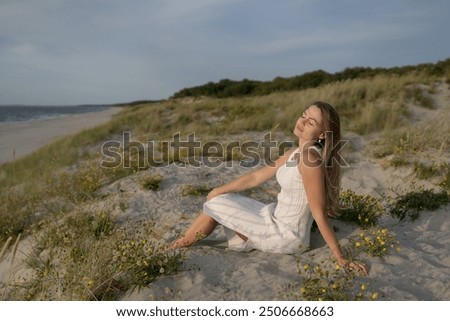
[1,0,450,105]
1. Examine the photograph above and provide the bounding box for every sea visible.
[0,105,112,124]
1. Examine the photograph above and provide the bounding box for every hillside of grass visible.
[1,58,449,300]
[172,57,450,99]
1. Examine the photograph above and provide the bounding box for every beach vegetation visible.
[439,163,450,190]
[3,210,183,300]
[345,227,400,258]
[284,224,400,301]
[283,260,377,301]
[404,85,435,109]
[337,190,384,228]
[388,188,450,221]
[181,184,210,197]
[139,172,163,191]
[172,57,450,99]
[413,161,440,180]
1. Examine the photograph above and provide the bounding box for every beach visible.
[0,107,122,164]
[0,80,449,302]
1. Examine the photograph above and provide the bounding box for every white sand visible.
[0,107,122,164]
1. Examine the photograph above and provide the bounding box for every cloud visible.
[242,23,415,55]
[147,0,243,26]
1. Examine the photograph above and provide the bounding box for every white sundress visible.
[203,147,317,254]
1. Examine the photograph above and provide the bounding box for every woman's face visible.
[293,106,325,142]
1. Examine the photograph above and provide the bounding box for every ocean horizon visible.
[0,105,112,124]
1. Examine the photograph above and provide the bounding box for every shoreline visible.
[0,107,122,164]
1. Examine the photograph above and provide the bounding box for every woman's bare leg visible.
[171,213,218,248]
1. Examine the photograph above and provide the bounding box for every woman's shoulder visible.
[297,146,323,173]
[273,146,298,165]
[283,146,299,156]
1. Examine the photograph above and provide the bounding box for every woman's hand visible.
[340,260,369,276]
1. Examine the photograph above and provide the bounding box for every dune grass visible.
[4,207,183,300]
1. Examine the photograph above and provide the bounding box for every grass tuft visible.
[139,173,163,191]
[388,188,450,221]
[181,184,210,197]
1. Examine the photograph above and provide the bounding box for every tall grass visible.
[371,98,449,187]
[3,207,183,300]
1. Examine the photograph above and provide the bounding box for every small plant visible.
[413,162,440,180]
[113,231,183,288]
[337,190,384,228]
[388,188,450,221]
[0,190,36,250]
[346,227,400,258]
[284,261,378,301]
[118,200,128,212]
[112,219,184,290]
[139,173,163,191]
[181,184,210,197]
[390,157,410,168]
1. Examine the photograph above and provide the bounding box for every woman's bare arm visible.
[299,149,368,276]
[208,147,297,200]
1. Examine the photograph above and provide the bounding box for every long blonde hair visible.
[312,101,341,216]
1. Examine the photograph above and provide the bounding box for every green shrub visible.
[388,188,450,221]
[337,190,384,228]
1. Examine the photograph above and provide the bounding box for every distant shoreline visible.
[0,106,122,164]
[0,105,114,124]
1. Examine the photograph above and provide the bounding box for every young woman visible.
[171,101,368,276]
